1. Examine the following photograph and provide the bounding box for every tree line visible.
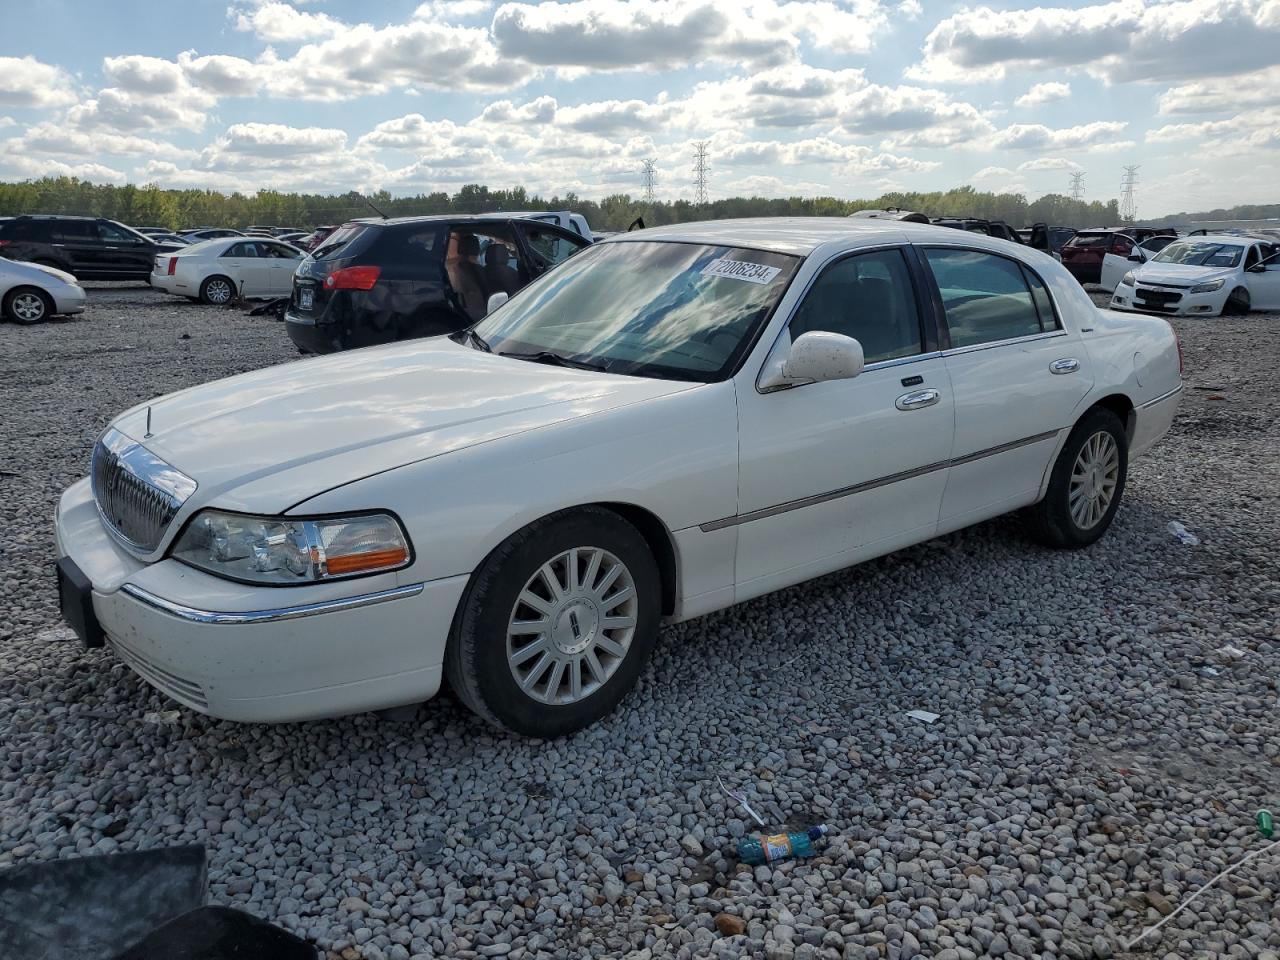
[10,175,1250,234]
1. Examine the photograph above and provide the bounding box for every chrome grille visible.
[91,427,197,553]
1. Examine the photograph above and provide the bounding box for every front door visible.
[262,242,304,295]
[95,221,153,278]
[733,246,954,600]
[1247,248,1280,309]
[920,246,1094,529]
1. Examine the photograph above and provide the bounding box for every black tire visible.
[3,286,53,325]
[200,275,235,305]
[1224,287,1250,316]
[1025,407,1128,549]
[444,507,662,738]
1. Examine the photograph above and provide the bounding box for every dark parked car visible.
[932,217,1024,243]
[1060,228,1175,284]
[0,215,182,281]
[1018,225,1076,256]
[297,225,338,251]
[285,215,590,354]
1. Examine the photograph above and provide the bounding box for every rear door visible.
[51,220,102,276]
[218,241,270,296]
[921,245,1094,529]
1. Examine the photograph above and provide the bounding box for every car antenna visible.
[365,198,389,219]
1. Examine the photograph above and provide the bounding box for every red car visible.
[297,225,338,252]
[1061,228,1174,285]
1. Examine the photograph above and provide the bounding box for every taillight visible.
[167,257,177,275]
[0,239,10,248]
[324,265,380,291]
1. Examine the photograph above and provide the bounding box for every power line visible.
[692,141,710,205]
[1119,165,1139,223]
[1069,172,1085,201]
[641,158,657,204]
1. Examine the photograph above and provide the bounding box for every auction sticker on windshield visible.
[701,259,782,284]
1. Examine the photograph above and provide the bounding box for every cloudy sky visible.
[2,0,1277,215]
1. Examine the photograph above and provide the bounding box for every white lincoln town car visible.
[54,219,1182,737]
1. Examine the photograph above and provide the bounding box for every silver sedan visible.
[1,256,87,324]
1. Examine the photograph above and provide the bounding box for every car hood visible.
[1134,262,1234,287]
[110,338,695,514]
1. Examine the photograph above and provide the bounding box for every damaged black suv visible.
[285,215,590,354]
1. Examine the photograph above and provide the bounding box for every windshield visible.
[473,240,801,382]
[1065,233,1111,248]
[1152,242,1243,267]
[311,223,370,260]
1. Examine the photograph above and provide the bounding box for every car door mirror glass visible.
[487,291,509,314]
[780,331,865,385]
[1128,253,1144,262]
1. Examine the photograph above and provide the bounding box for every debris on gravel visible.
[2,285,1278,959]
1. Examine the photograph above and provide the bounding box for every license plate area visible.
[298,287,314,310]
[56,557,105,649]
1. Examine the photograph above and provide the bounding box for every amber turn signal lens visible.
[324,547,409,576]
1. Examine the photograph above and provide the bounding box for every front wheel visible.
[3,287,53,324]
[1223,287,1250,316]
[1025,408,1128,549]
[445,508,661,737]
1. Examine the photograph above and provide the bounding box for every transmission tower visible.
[1069,172,1085,201]
[641,158,657,203]
[1119,165,1139,223]
[692,141,710,205]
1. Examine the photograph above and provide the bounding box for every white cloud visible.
[1014,81,1071,108]
[1147,108,1280,151]
[414,0,496,17]
[0,56,78,108]
[1157,65,1280,114]
[909,0,1280,85]
[11,122,194,160]
[232,1,344,41]
[0,116,14,129]
[68,54,215,132]
[990,120,1129,151]
[0,147,126,184]
[177,52,265,97]
[842,84,995,147]
[971,165,1014,181]
[1016,156,1082,172]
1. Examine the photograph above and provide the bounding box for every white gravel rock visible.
[1,285,1279,959]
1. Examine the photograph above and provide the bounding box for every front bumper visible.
[1109,285,1226,317]
[53,478,466,722]
[54,286,87,315]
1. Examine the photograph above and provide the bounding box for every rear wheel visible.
[200,275,235,305]
[1025,408,1128,549]
[445,507,661,738]
[1224,287,1250,316]
[3,287,53,324]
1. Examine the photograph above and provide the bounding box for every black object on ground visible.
[0,845,207,959]
[113,906,318,960]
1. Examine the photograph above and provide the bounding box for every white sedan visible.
[1110,235,1280,315]
[1,256,86,323]
[55,219,1182,737]
[151,237,304,304]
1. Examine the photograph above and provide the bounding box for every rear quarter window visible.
[370,225,445,273]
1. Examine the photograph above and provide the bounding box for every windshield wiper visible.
[452,328,492,353]
[499,350,609,372]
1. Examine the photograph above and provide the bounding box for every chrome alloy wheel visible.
[11,292,46,322]
[1069,430,1120,530]
[506,547,638,705]
[205,278,233,304]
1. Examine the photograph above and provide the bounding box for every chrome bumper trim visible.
[119,582,425,625]
[1140,382,1183,409]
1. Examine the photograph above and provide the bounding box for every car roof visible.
[1172,234,1252,246]
[602,217,1025,256]
[340,214,580,230]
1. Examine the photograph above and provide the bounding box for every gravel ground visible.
[2,284,1278,960]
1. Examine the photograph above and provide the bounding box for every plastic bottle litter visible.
[1259,810,1274,839]
[1167,521,1199,545]
[737,825,828,865]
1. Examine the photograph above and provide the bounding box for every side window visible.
[923,248,1044,348]
[1111,235,1134,256]
[98,221,139,243]
[789,248,923,364]
[52,220,97,242]
[264,243,301,259]
[1021,266,1060,332]
[1244,246,1261,270]
[521,226,584,270]
[223,242,258,258]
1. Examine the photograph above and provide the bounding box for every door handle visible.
[896,388,941,411]
[1050,358,1080,374]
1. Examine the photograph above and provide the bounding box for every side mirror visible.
[759,331,864,391]
[486,291,509,314]
[1127,253,1144,262]
[1247,264,1266,273]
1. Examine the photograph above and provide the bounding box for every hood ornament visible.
[144,406,153,439]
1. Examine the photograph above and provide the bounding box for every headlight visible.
[1120,271,1136,287]
[1190,278,1226,293]
[172,510,411,584]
